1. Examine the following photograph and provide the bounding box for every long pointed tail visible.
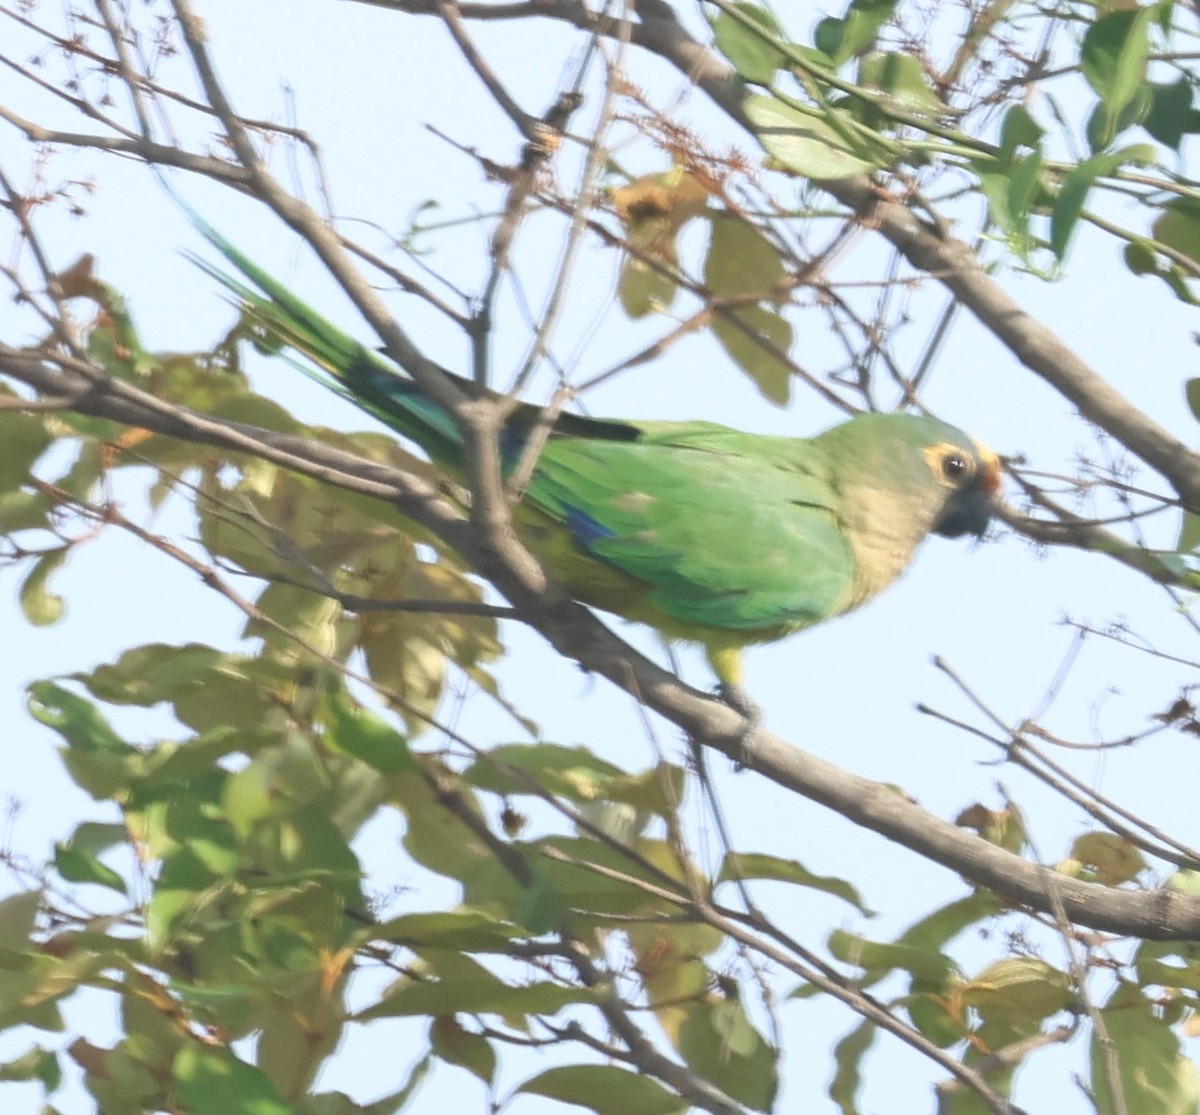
[190,221,462,464]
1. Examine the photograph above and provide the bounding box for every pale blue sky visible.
[2,2,1199,1112]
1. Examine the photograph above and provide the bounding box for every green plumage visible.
[195,227,999,691]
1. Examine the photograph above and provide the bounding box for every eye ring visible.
[942,452,971,483]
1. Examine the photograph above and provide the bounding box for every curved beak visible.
[934,444,1001,539]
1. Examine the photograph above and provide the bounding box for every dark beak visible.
[934,486,994,539]
[934,443,1001,540]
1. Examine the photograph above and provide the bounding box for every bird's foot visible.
[716,683,761,771]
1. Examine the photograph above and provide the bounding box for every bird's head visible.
[924,438,1002,539]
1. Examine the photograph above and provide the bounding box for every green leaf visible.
[358,967,593,1021]
[999,104,1044,158]
[79,642,226,707]
[0,1046,61,1092]
[1082,9,1152,122]
[1136,956,1200,995]
[899,891,1001,952]
[1050,151,1127,259]
[54,822,129,895]
[745,94,882,179]
[1154,200,1200,266]
[717,852,874,915]
[122,972,189,1069]
[813,16,844,61]
[0,407,52,489]
[429,1016,496,1085]
[677,996,778,1110]
[1124,239,1158,275]
[602,763,686,820]
[702,215,796,399]
[1090,983,1200,1115]
[369,910,530,952]
[906,981,967,1047]
[1086,85,1153,154]
[829,1021,876,1115]
[618,255,679,318]
[27,682,131,753]
[979,146,1049,258]
[815,0,898,66]
[1176,509,1200,563]
[19,548,68,626]
[956,1015,1037,1113]
[0,890,42,950]
[712,2,785,85]
[1186,378,1200,423]
[518,1065,685,1115]
[173,1045,291,1115]
[857,52,943,116]
[320,690,413,774]
[1167,870,1200,898]
[1155,0,1175,37]
[1145,76,1195,150]
[0,488,53,534]
[1006,151,1044,238]
[1122,235,1200,305]
[463,742,623,799]
[828,929,959,986]
[978,170,1016,238]
[29,682,141,800]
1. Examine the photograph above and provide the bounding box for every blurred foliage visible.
[4,0,1200,1112]
[0,251,1192,1115]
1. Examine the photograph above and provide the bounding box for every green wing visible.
[189,221,857,637]
[525,423,856,632]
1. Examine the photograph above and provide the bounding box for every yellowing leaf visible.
[613,168,710,317]
[1061,832,1145,885]
[954,803,1026,853]
[712,305,793,406]
[19,548,67,627]
[704,215,784,298]
[959,958,1074,1023]
[0,891,42,951]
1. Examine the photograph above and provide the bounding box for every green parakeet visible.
[194,228,1000,701]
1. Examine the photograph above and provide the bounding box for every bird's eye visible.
[942,453,970,483]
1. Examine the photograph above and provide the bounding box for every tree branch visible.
[4,346,1200,942]
[355,0,1200,512]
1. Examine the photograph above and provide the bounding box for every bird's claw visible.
[715,683,762,770]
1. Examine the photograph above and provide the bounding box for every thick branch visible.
[5,347,1200,942]
[357,0,1200,510]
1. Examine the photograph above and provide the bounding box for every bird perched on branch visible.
[194,226,1000,716]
